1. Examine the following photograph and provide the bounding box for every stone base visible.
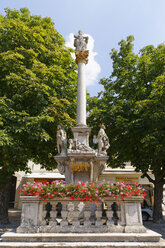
[0,241,165,248]
[125,225,146,233]
[1,230,161,243]
[16,223,146,234]
[16,223,125,234]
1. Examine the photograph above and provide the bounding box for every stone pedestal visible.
[3,196,163,246]
[16,197,42,233]
[121,197,146,233]
[55,152,108,184]
[15,196,146,234]
[72,126,91,146]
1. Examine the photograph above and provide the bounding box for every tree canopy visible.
[88,36,165,222]
[0,8,77,223]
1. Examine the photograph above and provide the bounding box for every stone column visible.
[77,62,86,126]
[75,50,89,126]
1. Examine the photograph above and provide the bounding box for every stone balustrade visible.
[17,196,146,233]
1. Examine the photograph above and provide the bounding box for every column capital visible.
[75,50,89,64]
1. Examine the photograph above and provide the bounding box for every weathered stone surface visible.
[74,30,88,52]
[78,202,85,225]
[75,50,89,64]
[55,153,109,184]
[1,241,165,248]
[16,197,147,234]
[56,125,67,155]
[97,125,110,156]
[125,225,146,233]
[1,230,162,243]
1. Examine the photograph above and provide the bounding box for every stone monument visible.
[54,30,110,184]
[1,30,164,248]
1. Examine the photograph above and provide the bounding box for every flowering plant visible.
[20,180,146,202]
[20,181,146,202]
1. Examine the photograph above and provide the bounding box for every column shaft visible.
[77,62,86,126]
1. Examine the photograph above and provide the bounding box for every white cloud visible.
[65,32,101,86]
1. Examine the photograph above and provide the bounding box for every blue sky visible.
[1,0,165,96]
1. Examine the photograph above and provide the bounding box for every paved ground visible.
[0,209,21,239]
[144,220,165,239]
[0,209,165,240]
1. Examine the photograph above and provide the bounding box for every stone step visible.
[0,241,165,248]
[1,230,161,243]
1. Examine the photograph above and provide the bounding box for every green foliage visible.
[89,36,165,176]
[0,8,77,183]
[88,36,165,221]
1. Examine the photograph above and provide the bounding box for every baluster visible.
[78,202,85,225]
[89,202,97,225]
[101,202,108,225]
[111,202,119,225]
[56,202,63,225]
[67,202,74,225]
[44,202,52,225]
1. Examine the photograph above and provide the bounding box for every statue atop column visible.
[74,30,89,65]
[97,125,110,155]
[74,30,88,51]
[55,30,109,184]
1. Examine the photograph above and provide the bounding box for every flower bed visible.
[20,181,146,203]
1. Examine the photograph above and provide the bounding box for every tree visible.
[88,36,165,223]
[0,8,77,224]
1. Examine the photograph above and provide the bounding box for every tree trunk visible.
[153,181,164,223]
[0,176,12,224]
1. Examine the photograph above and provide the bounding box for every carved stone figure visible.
[99,163,106,175]
[56,125,67,155]
[68,139,76,151]
[57,162,65,175]
[68,138,94,153]
[68,139,73,150]
[76,140,94,152]
[97,125,110,155]
[74,30,88,51]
